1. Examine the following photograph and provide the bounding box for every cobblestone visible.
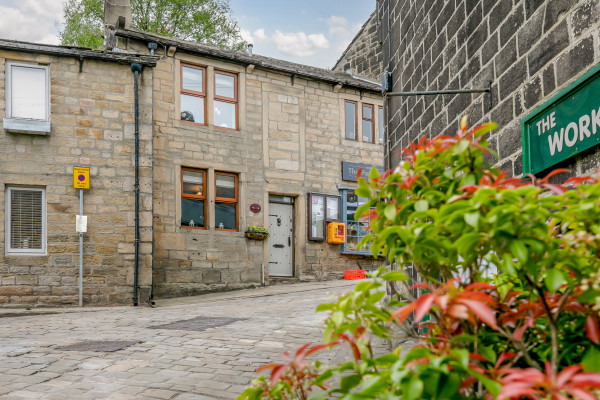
[0,280,387,399]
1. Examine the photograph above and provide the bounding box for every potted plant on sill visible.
[245,225,269,240]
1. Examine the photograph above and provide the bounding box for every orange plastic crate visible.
[344,269,366,280]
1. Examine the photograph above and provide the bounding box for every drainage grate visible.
[149,316,246,332]
[56,340,140,352]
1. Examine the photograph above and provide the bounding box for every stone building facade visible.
[333,11,384,83]
[0,40,156,305]
[376,0,600,177]
[114,29,386,298]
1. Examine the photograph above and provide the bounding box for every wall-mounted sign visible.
[73,166,90,189]
[250,203,261,213]
[522,63,600,175]
[341,162,385,182]
[76,215,88,233]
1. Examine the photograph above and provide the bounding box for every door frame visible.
[268,195,296,277]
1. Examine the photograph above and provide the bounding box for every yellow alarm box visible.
[327,222,346,244]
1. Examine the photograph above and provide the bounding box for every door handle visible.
[273,244,284,248]
[288,237,291,246]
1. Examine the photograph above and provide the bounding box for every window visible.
[181,168,207,228]
[341,189,372,255]
[180,64,206,125]
[5,186,46,255]
[214,71,238,130]
[362,104,374,143]
[308,193,341,241]
[4,62,50,134]
[345,101,357,140]
[215,172,238,230]
[379,106,384,143]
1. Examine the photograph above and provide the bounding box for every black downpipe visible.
[131,63,142,306]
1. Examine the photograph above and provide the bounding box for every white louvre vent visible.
[6,187,46,254]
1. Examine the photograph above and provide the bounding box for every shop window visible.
[214,71,238,130]
[180,64,206,125]
[341,189,372,255]
[6,186,46,255]
[379,106,384,143]
[308,193,341,241]
[215,172,238,230]
[181,168,207,228]
[344,101,357,140]
[362,104,374,143]
[4,62,50,134]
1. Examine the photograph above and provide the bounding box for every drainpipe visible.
[131,63,142,306]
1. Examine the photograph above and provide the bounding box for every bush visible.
[238,118,600,399]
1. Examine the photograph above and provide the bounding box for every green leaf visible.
[369,166,380,180]
[545,269,566,292]
[331,311,344,327]
[316,303,335,312]
[414,199,429,212]
[583,347,600,372]
[437,372,461,398]
[340,374,362,391]
[384,204,396,219]
[479,346,497,364]
[403,375,424,400]
[467,368,502,397]
[374,353,400,365]
[509,240,529,263]
[464,212,480,228]
[360,376,386,395]
[381,271,409,281]
[236,387,263,400]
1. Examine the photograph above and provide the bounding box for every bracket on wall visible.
[386,81,494,109]
[79,56,84,73]
[291,73,296,86]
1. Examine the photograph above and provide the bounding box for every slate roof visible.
[115,28,381,93]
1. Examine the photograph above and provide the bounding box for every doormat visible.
[149,316,246,332]
[56,340,141,352]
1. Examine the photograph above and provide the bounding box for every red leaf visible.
[541,183,567,194]
[269,365,286,386]
[513,324,528,341]
[465,282,496,291]
[256,362,282,373]
[566,388,598,400]
[390,303,416,324]
[414,293,436,322]
[497,383,540,399]
[456,298,498,329]
[571,372,600,387]
[585,316,600,344]
[304,341,340,357]
[556,365,582,387]
[542,168,570,181]
[356,167,363,181]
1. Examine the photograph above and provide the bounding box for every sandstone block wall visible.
[146,47,385,297]
[333,11,385,82]
[0,52,153,305]
[378,0,600,178]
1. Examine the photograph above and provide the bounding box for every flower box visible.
[245,231,269,240]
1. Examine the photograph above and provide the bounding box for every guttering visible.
[131,63,142,306]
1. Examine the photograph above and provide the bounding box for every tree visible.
[59,0,246,51]
[239,117,600,399]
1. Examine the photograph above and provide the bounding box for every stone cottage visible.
[0,39,156,305]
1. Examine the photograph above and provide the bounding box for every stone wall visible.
[0,52,153,305]
[378,0,600,177]
[145,48,385,297]
[333,11,385,82]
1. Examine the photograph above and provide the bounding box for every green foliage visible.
[60,0,246,50]
[239,119,600,399]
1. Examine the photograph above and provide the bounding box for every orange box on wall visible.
[327,222,346,244]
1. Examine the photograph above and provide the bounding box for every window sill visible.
[3,118,51,135]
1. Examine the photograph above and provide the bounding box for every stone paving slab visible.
[0,280,388,399]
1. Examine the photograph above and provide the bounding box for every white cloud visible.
[253,28,267,42]
[239,28,253,44]
[271,30,330,57]
[327,15,362,52]
[0,0,62,44]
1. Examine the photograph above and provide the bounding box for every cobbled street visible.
[0,280,384,400]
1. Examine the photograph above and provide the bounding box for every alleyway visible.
[0,280,383,399]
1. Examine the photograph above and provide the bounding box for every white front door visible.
[268,202,294,277]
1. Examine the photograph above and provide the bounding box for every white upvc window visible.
[5,186,47,255]
[3,61,51,134]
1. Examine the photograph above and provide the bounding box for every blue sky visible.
[0,0,375,69]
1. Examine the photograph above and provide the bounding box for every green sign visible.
[522,63,600,175]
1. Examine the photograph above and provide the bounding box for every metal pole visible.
[386,88,490,96]
[79,189,83,307]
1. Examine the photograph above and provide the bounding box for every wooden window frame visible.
[308,193,341,242]
[362,103,374,143]
[181,167,207,230]
[344,100,357,141]
[214,172,239,231]
[180,64,207,126]
[5,186,46,255]
[213,70,239,131]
